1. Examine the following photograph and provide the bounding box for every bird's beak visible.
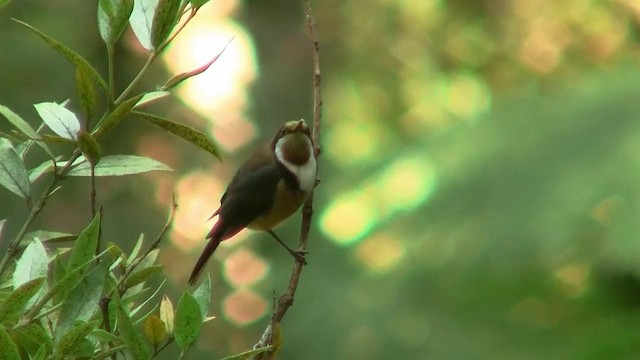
[294,119,305,131]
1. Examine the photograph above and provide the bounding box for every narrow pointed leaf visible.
[13,20,108,91]
[0,107,52,159]
[0,138,31,199]
[126,234,144,266]
[93,93,144,139]
[66,214,101,288]
[0,277,45,325]
[54,320,98,357]
[14,323,53,357]
[0,325,20,360]
[161,38,232,91]
[135,91,170,108]
[55,265,107,342]
[160,295,174,334]
[192,274,211,320]
[130,0,158,50]
[28,159,55,183]
[22,230,76,246]
[66,155,172,176]
[98,0,134,45]
[134,111,220,159]
[75,67,96,120]
[116,295,151,360]
[189,0,210,7]
[13,239,48,286]
[34,102,81,140]
[174,292,202,351]
[77,130,102,165]
[125,264,163,289]
[0,219,5,242]
[151,0,180,48]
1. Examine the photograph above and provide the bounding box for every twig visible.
[0,149,82,277]
[118,193,178,293]
[254,0,322,356]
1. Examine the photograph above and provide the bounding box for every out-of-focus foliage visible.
[3,0,640,359]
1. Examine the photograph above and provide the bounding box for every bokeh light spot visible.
[377,155,437,213]
[554,262,590,298]
[223,248,269,288]
[446,73,492,120]
[223,290,268,326]
[355,232,405,275]
[320,192,376,246]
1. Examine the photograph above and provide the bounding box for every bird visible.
[188,119,318,285]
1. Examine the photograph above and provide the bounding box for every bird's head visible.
[272,119,313,165]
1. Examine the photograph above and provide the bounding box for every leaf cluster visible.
[0,0,268,358]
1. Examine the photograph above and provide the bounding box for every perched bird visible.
[189,119,318,285]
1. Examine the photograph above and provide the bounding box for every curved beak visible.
[294,119,306,131]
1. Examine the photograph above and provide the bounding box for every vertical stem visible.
[107,44,115,108]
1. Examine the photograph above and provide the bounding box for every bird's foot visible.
[289,249,308,265]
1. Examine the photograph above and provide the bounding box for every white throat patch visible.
[274,136,317,192]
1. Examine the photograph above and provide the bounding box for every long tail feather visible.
[189,221,225,285]
[188,220,245,285]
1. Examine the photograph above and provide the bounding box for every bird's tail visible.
[188,221,244,285]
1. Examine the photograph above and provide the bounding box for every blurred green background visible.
[3,0,640,359]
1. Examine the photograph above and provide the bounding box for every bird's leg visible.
[267,230,307,265]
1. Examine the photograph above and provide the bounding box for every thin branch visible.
[254,0,322,356]
[117,194,178,293]
[0,149,82,277]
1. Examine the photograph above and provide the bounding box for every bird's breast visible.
[248,181,309,231]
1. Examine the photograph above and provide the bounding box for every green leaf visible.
[151,0,180,49]
[174,292,202,352]
[143,314,166,347]
[77,130,102,165]
[28,159,55,183]
[0,325,20,360]
[22,230,76,246]
[0,219,6,242]
[116,294,151,360]
[0,138,31,199]
[14,323,52,358]
[134,91,170,108]
[66,155,172,176]
[159,295,174,335]
[66,214,101,288]
[13,20,108,91]
[54,320,98,357]
[130,0,158,50]
[191,274,211,320]
[0,277,45,326]
[75,67,96,120]
[189,0,210,8]
[134,111,221,159]
[90,328,121,343]
[98,0,134,45]
[32,344,46,360]
[13,238,48,285]
[33,102,81,140]
[125,264,163,289]
[126,234,145,266]
[221,346,275,360]
[55,265,107,342]
[93,93,144,139]
[0,105,41,146]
